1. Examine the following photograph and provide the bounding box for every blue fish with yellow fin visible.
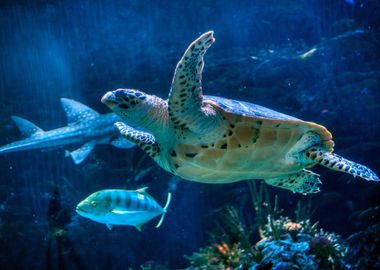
[76,187,171,231]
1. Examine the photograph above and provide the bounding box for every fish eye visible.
[90,201,97,207]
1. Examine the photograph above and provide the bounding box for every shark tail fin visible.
[155,192,172,229]
[11,116,44,137]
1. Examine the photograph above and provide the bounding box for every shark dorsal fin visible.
[60,98,99,124]
[11,116,44,138]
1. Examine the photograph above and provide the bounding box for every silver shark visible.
[0,98,135,164]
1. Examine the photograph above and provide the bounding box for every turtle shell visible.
[169,95,334,184]
[205,95,333,143]
[205,95,301,121]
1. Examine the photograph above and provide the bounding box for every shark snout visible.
[101,91,117,108]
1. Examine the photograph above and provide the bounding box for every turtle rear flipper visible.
[264,170,322,194]
[306,147,379,181]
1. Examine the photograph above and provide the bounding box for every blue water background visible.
[0,0,379,269]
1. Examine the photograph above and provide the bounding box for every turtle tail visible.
[306,147,379,182]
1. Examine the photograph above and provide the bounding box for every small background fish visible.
[76,187,171,231]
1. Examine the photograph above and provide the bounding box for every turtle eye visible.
[90,201,97,207]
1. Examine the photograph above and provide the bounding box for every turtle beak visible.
[101,91,117,109]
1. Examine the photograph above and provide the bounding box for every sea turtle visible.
[101,31,378,194]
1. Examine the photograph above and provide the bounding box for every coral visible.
[251,219,348,270]
[187,215,349,270]
[186,182,349,270]
[185,205,259,269]
[253,236,318,270]
[186,241,255,269]
[310,231,346,258]
[310,231,347,269]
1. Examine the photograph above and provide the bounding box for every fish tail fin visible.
[155,192,172,228]
[163,192,172,211]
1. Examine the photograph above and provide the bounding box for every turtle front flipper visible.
[168,31,217,133]
[264,170,322,194]
[115,122,160,159]
[306,147,379,182]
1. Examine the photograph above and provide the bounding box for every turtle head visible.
[102,88,154,123]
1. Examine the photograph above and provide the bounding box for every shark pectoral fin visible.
[106,224,113,230]
[11,116,44,138]
[60,98,100,124]
[110,136,135,149]
[67,140,96,164]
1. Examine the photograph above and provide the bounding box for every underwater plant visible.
[347,206,380,269]
[185,205,259,269]
[186,181,349,270]
[186,214,349,269]
[248,181,283,237]
[186,241,256,269]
